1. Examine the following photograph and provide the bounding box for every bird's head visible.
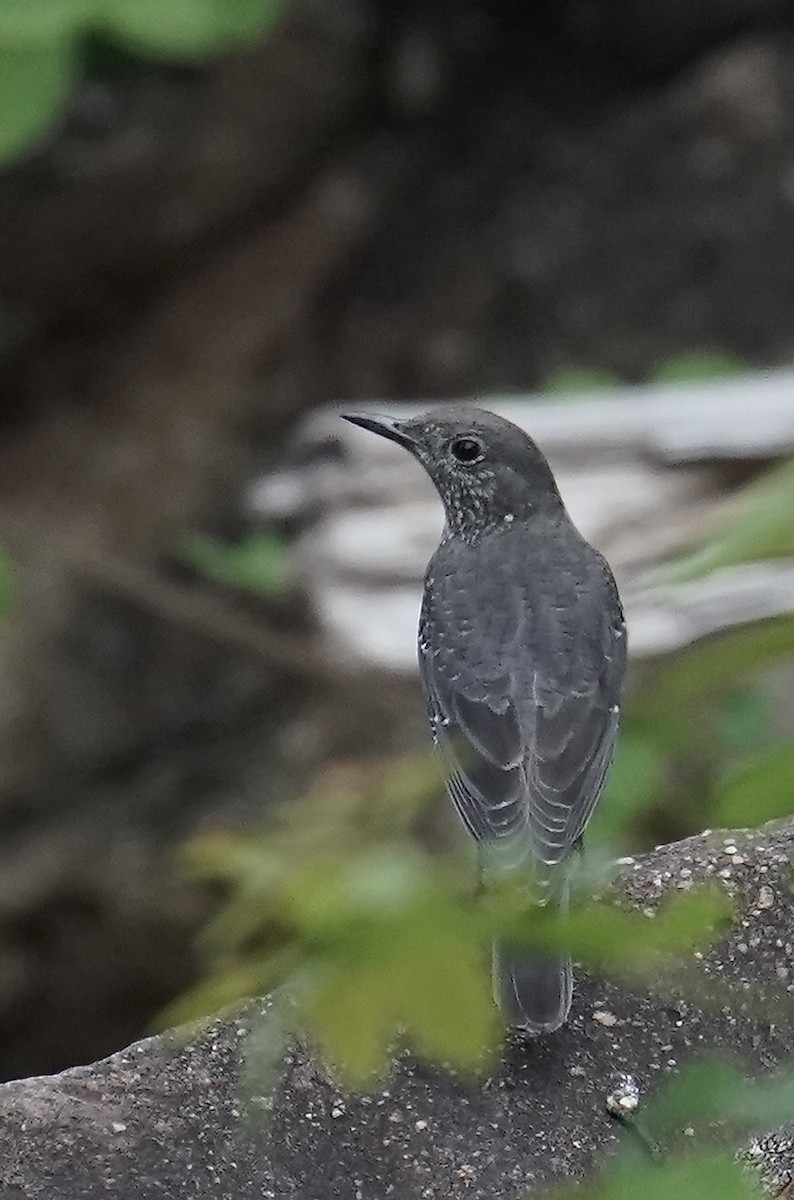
[341,406,563,540]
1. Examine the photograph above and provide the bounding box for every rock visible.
[2,818,794,1199]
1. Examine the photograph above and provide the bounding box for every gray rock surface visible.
[2,819,794,1199]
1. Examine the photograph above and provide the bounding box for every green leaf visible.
[548,1148,755,1199]
[735,1064,794,1130]
[100,0,280,60]
[588,732,666,849]
[176,530,290,594]
[598,1152,756,1200]
[400,927,494,1071]
[715,687,777,758]
[647,615,794,708]
[0,547,14,613]
[644,1056,744,1136]
[667,458,794,581]
[157,962,262,1029]
[487,883,731,981]
[645,1056,794,1143]
[282,848,427,936]
[303,890,496,1087]
[545,367,621,395]
[0,39,76,162]
[652,350,746,383]
[0,0,91,40]
[547,1059,794,1200]
[240,1002,290,1112]
[307,960,396,1084]
[713,742,794,828]
[561,886,731,976]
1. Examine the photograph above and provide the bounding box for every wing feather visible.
[419,543,625,885]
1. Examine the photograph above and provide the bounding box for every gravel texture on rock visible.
[1,819,793,1199]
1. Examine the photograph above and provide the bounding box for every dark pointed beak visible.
[340,411,418,451]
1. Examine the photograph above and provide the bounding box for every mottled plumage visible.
[341,406,627,1033]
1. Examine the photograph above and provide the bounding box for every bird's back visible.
[422,517,623,700]
[418,515,626,880]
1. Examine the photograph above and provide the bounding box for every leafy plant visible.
[0,0,282,161]
[651,350,746,383]
[666,458,794,582]
[590,449,794,848]
[547,1056,794,1200]
[165,753,734,1088]
[713,742,794,828]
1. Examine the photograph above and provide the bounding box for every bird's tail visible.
[491,943,572,1034]
[491,871,573,1034]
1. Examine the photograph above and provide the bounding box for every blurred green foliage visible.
[545,349,747,398]
[651,350,746,383]
[0,0,282,161]
[0,547,14,613]
[560,1154,756,1200]
[167,757,494,1082]
[550,1056,794,1199]
[166,755,733,1089]
[589,617,794,851]
[668,457,794,581]
[176,529,290,594]
[714,742,794,828]
[588,449,794,852]
[545,367,621,394]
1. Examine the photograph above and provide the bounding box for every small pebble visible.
[605,1074,640,1116]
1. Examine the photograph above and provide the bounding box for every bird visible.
[340,405,627,1034]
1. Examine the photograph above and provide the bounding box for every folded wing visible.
[419,590,623,887]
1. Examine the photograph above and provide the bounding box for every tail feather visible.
[492,943,572,1034]
[491,867,574,1034]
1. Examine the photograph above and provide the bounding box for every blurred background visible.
[0,0,792,1084]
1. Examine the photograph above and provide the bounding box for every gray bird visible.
[341,406,627,1033]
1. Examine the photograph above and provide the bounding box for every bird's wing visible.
[523,677,620,871]
[419,570,625,883]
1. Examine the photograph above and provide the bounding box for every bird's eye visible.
[449,435,485,465]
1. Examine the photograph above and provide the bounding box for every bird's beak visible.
[340,411,418,451]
